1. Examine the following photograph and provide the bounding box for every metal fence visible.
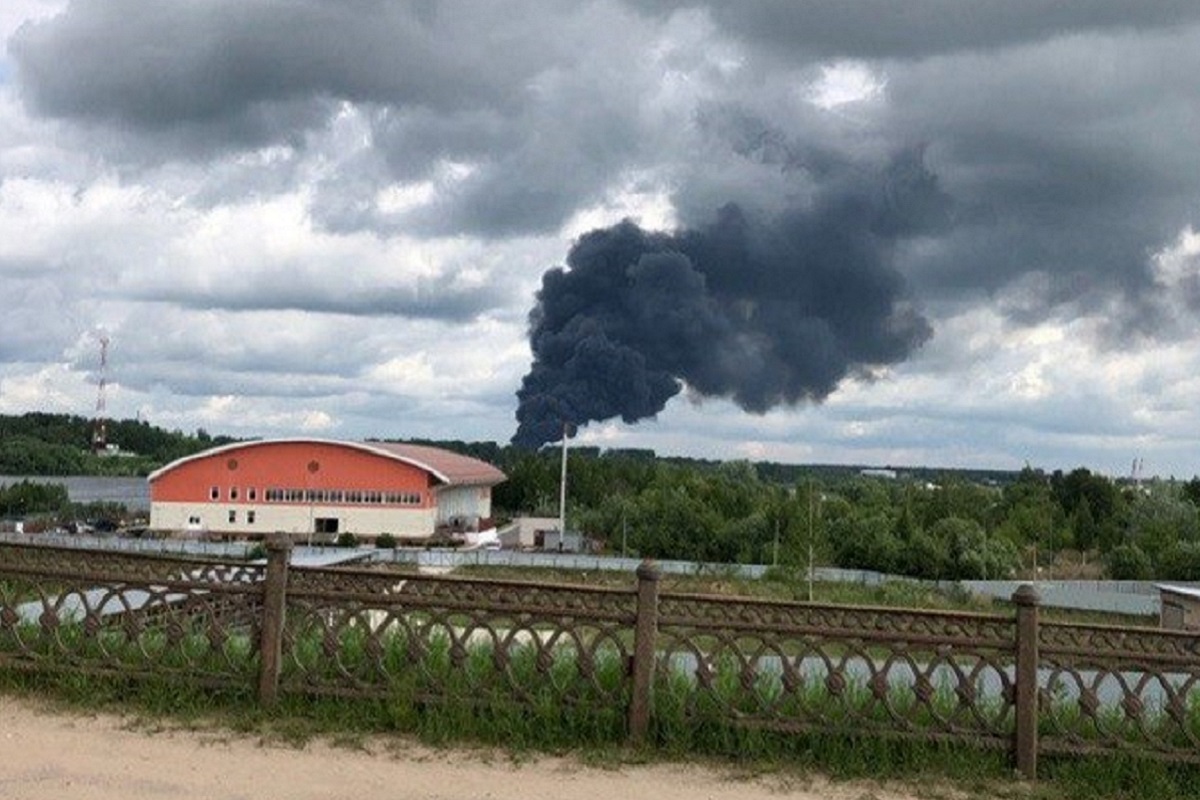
[1,532,1170,616]
[3,539,1200,778]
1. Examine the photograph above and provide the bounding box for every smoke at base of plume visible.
[512,151,948,449]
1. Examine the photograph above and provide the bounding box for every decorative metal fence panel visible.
[0,542,264,686]
[3,540,1200,778]
[279,568,638,721]
[653,592,1017,747]
[1039,620,1200,763]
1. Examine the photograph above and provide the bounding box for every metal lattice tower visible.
[91,334,109,453]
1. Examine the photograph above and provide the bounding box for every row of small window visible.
[263,488,423,505]
[210,486,258,501]
[208,486,423,506]
[189,511,257,525]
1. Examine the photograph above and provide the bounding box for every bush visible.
[375,532,397,549]
[1107,544,1152,580]
[1157,541,1200,581]
[335,532,359,548]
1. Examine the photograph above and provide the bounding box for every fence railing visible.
[0,532,1167,617]
[3,538,1200,779]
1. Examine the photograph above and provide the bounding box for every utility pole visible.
[622,508,628,558]
[773,516,779,567]
[807,478,816,602]
[306,459,320,549]
[558,422,569,542]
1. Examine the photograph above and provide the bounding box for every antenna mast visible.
[91,334,109,453]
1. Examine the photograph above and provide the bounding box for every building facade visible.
[1159,584,1200,631]
[148,439,505,541]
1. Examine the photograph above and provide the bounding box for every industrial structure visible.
[147,439,505,542]
[91,333,109,453]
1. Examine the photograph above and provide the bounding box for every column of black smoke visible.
[512,151,951,449]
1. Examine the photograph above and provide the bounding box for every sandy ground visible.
[0,695,932,800]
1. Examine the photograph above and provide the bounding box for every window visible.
[230,486,239,501]
[228,510,237,524]
[247,510,256,524]
[188,516,201,526]
[248,487,257,501]
[210,486,220,501]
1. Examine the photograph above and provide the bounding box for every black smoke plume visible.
[512,151,948,449]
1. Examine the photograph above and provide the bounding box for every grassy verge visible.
[4,622,1200,800]
[4,668,1197,800]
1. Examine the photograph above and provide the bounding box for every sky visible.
[2,1,1200,477]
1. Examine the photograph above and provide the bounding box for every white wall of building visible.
[151,502,436,539]
[434,485,492,526]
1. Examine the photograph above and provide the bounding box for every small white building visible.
[500,516,559,550]
[1158,584,1200,631]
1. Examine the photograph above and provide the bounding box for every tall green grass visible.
[4,593,1200,798]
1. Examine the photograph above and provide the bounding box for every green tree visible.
[1157,541,1200,581]
[1106,544,1152,580]
[1183,476,1200,508]
[1125,488,1199,564]
[1070,495,1100,552]
[830,512,898,574]
[0,480,71,515]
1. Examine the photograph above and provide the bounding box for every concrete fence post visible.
[258,533,292,707]
[1013,584,1041,780]
[628,559,661,744]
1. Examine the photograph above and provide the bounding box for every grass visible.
[6,663,1197,800]
[5,610,1200,799]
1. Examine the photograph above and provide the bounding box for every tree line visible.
[0,412,233,476]
[7,415,1200,580]
[0,479,127,530]
[485,445,1200,582]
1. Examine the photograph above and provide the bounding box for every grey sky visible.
[2,0,1200,476]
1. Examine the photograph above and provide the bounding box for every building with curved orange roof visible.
[147,439,505,541]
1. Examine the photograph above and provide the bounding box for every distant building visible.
[860,468,898,480]
[500,516,559,550]
[148,439,505,541]
[541,528,584,553]
[1158,585,1200,631]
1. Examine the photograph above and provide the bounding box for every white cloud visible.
[805,61,888,110]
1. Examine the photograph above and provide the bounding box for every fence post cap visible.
[265,532,293,552]
[1012,583,1040,606]
[636,559,661,581]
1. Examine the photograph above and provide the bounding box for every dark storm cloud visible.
[11,0,1200,341]
[632,0,1200,59]
[10,0,524,130]
[876,27,1200,336]
[512,150,944,448]
[658,15,1200,343]
[9,0,638,237]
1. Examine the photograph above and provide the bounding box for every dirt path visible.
[0,695,933,800]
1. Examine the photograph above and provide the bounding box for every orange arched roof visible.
[147,438,506,487]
